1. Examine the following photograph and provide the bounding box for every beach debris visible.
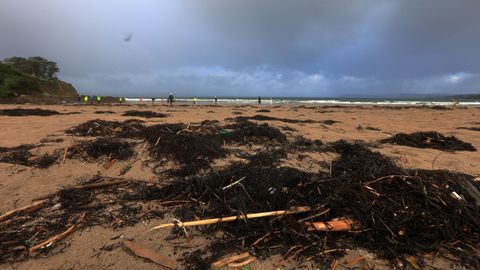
[123,240,176,269]
[256,109,271,113]
[223,120,287,144]
[380,131,476,151]
[212,252,256,269]
[67,137,135,161]
[226,114,341,125]
[94,110,115,114]
[122,110,168,118]
[143,123,226,176]
[0,144,60,168]
[458,126,480,131]
[0,108,62,116]
[65,119,145,138]
[150,207,311,230]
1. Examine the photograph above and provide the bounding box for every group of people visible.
[77,94,263,106]
[78,95,103,103]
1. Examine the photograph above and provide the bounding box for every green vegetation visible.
[0,57,76,99]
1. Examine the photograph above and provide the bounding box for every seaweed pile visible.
[458,126,480,132]
[223,120,287,144]
[122,110,168,118]
[94,110,115,114]
[380,131,476,152]
[155,141,480,268]
[0,144,59,168]
[68,138,135,161]
[0,108,62,116]
[65,119,145,138]
[0,176,168,263]
[142,123,226,176]
[226,114,340,125]
[1,138,480,268]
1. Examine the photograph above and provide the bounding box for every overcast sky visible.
[1,0,479,97]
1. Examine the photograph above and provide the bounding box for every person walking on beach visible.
[167,93,174,106]
[214,96,218,105]
[96,96,101,103]
[258,96,262,105]
[193,97,197,105]
[151,97,156,104]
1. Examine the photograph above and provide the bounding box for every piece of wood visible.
[150,206,311,230]
[0,199,48,222]
[228,257,256,268]
[123,240,176,269]
[29,213,85,252]
[212,252,250,268]
[305,219,356,232]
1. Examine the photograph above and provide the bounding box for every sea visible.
[124,97,480,107]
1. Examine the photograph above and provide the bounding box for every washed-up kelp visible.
[155,141,480,269]
[68,138,135,161]
[223,120,287,144]
[226,114,340,125]
[122,110,168,118]
[0,108,61,116]
[65,119,145,138]
[0,144,59,168]
[380,131,476,152]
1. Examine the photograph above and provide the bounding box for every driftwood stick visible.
[228,257,256,268]
[29,213,85,253]
[0,199,48,222]
[212,252,250,268]
[150,206,311,230]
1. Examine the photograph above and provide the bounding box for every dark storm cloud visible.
[0,0,479,96]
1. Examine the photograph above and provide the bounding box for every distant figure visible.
[168,93,174,106]
[193,97,197,105]
[119,97,124,104]
[90,95,95,103]
[214,96,218,105]
[258,96,262,105]
[83,96,89,103]
[96,96,101,103]
[140,97,143,103]
[76,94,81,103]
[151,97,156,104]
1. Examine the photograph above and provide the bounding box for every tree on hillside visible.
[3,56,59,80]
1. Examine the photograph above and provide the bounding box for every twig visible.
[29,213,85,252]
[150,206,311,230]
[0,199,48,222]
[212,252,250,268]
[222,176,246,190]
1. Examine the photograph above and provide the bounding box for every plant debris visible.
[122,110,168,118]
[0,144,60,168]
[223,120,287,144]
[380,131,476,152]
[68,138,135,161]
[65,119,145,138]
[0,108,62,116]
[143,123,226,175]
[226,114,340,125]
[94,110,115,114]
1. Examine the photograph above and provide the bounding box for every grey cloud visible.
[1,0,479,96]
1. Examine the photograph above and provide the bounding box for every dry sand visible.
[1,103,479,269]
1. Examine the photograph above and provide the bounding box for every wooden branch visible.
[29,213,85,253]
[150,206,311,230]
[0,199,48,222]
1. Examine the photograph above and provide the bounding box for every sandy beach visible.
[1,103,479,269]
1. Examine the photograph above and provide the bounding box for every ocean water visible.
[124,97,480,107]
